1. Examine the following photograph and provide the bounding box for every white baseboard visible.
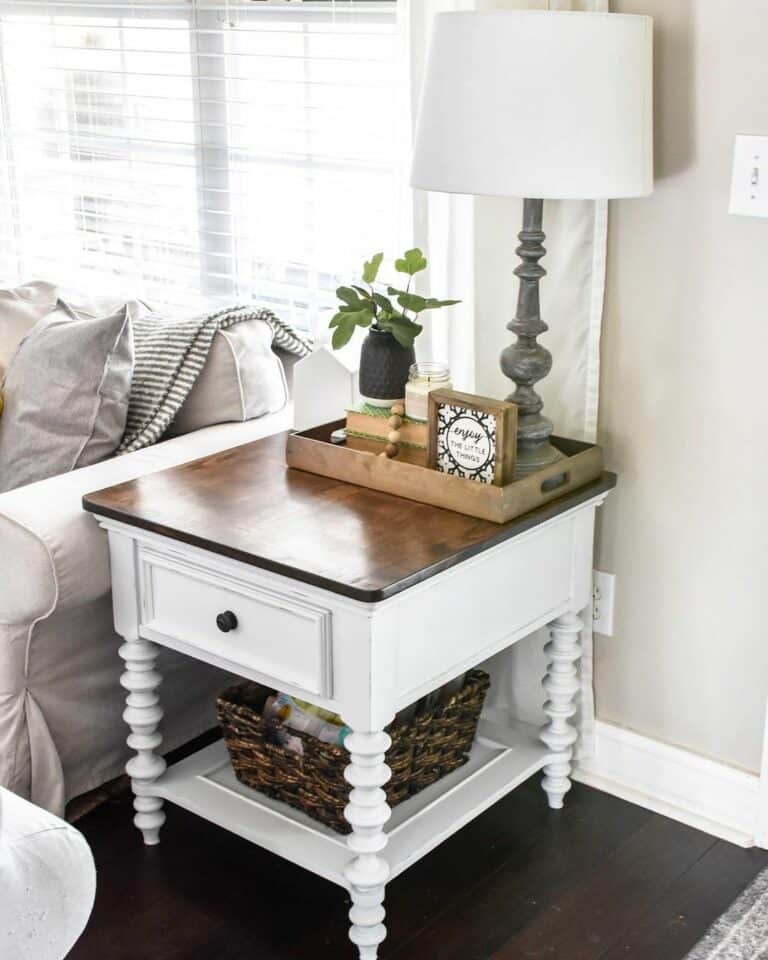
[756,700,768,848]
[574,721,764,848]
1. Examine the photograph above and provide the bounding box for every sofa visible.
[0,284,299,816]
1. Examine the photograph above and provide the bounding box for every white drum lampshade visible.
[411,10,653,477]
[411,10,653,201]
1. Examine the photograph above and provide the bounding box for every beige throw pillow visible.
[0,301,135,493]
[167,318,288,437]
[0,281,59,378]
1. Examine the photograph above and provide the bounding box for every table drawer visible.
[138,549,333,697]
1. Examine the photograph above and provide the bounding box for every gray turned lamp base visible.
[500,198,564,480]
[515,435,565,478]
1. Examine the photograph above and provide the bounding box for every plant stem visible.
[404,275,412,321]
[368,279,379,330]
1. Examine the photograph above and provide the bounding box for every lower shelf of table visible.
[148,709,551,889]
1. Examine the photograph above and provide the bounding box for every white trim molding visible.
[756,698,768,849]
[574,721,765,849]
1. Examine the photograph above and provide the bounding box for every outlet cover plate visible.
[593,570,615,637]
[730,134,768,218]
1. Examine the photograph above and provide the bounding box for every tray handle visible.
[540,471,570,495]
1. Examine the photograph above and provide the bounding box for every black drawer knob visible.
[216,610,238,633]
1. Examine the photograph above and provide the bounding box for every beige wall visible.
[596,0,768,772]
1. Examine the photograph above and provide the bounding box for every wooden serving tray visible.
[286,420,604,525]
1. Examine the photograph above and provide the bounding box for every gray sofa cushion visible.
[0,301,135,493]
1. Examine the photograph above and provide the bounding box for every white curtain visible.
[403,0,610,756]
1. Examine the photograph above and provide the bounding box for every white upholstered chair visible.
[0,786,96,959]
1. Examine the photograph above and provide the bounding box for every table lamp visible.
[411,10,653,476]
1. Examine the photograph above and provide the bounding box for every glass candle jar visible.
[405,362,452,421]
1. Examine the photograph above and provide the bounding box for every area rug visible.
[686,867,768,959]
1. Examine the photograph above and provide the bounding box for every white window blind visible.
[0,0,403,331]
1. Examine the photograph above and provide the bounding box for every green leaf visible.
[328,299,373,346]
[394,248,428,276]
[362,252,384,284]
[388,288,461,314]
[422,297,461,309]
[390,325,421,349]
[372,292,395,314]
[381,315,423,348]
[340,306,375,327]
[331,317,357,349]
[337,286,366,309]
[351,285,372,299]
[396,292,428,314]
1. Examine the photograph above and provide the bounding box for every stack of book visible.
[345,403,428,466]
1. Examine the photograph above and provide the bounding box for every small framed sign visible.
[427,389,517,486]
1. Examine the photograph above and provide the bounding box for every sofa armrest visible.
[0,408,292,625]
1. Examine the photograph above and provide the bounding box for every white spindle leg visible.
[119,638,166,845]
[540,611,583,809]
[343,729,392,960]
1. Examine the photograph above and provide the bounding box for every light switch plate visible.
[729,134,768,218]
[592,570,615,637]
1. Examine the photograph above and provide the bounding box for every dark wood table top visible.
[83,432,616,602]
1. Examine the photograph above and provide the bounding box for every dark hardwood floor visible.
[69,766,767,960]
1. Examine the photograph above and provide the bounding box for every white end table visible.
[84,431,614,959]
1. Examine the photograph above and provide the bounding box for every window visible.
[0,0,404,333]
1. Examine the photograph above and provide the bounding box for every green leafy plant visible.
[329,248,460,350]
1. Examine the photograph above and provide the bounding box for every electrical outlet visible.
[729,134,768,218]
[592,571,615,636]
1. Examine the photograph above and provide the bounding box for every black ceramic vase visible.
[358,326,415,407]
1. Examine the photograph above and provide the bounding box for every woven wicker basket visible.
[216,669,490,834]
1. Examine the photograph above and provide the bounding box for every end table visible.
[84,431,614,959]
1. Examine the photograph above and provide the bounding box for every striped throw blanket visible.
[118,305,311,455]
